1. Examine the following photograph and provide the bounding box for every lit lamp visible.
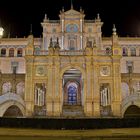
[0,26,4,38]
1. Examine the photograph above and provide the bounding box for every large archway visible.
[63,68,82,105]
[3,105,23,117]
[62,68,84,117]
[124,105,140,118]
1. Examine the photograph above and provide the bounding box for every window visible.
[126,61,133,73]
[11,62,18,74]
[17,48,22,57]
[130,48,136,56]
[1,48,6,57]
[122,47,128,56]
[9,48,14,57]
[34,83,46,106]
[100,84,111,107]
[69,39,75,50]
[106,47,111,55]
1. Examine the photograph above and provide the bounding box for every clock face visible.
[66,24,78,32]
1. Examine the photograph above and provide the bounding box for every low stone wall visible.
[0,118,139,129]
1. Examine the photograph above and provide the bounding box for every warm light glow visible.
[0,27,4,38]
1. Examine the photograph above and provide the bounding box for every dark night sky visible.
[0,0,140,38]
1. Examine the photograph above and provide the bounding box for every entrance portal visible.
[62,68,84,117]
[3,105,23,117]
[124,105,140,118]
[63,69,82,105]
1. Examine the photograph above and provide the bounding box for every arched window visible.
[2,82,12,94]
[130,48,136,56]
[1,48,6,57]
[67,82,78,105]
[106,47,111,55]
[17,48,22,57]
[122,48,128,56]
[9,48,14,57]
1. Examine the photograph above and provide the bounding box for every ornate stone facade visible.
[0,6,140,118]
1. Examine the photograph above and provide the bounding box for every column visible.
[61,19,64,49]
[100,90,103,106]
[93,61,100,117]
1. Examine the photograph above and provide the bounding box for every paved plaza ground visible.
[0,127,139,137]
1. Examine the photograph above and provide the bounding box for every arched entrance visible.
[63,69,82,105]
[3,105,23,117]
[62,68,84,117]
[124,105,140,118]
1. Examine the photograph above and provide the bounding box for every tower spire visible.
[71,0,73,9]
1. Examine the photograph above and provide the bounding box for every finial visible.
[62,7,64,12]
[30,24,32,35]
[71,0,73,9]
[55,37,60,48]
[45,14,47,20]
[49,37,53,48]
[112,24,117,35]
[80,6,82,12]
[97,13,100,19]
[44,14,48,22]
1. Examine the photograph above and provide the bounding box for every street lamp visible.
[0,26,4,38]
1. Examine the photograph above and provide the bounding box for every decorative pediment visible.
[64,9,81,16]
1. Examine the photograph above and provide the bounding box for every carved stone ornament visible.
[36,66,45,76]
[100,66,110,76]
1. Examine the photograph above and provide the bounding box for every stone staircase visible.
[62,105,84,118]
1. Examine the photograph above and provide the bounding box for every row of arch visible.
[0,48,24,57]
[122,47,140,56]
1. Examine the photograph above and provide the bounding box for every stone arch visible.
[61,66,85,106]
[0,101,25,117]
[0,93,25,117]
[17,48,23,57]
[60,65,85,78]
[122,101,140,117]
[124,105,140,118]
[9,48,15,57]
[1,48,6,57]
[3,105,23,117]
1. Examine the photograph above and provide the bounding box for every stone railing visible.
[0,93,25,106]
[34,49,111,56]
[122,92,140,107]
[60,50,85,55]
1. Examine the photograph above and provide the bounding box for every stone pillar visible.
[24,35,35,117]
[112,57,121,117]
[84,56,93,117]
[24,56,34,117]
[93,59,100,117]
[53,56,61,116]
[46,58,53,116]
[14,48,17,57]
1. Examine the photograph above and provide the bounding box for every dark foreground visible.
[0,118,140,129]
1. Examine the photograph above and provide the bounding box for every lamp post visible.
[0,26,4,38]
